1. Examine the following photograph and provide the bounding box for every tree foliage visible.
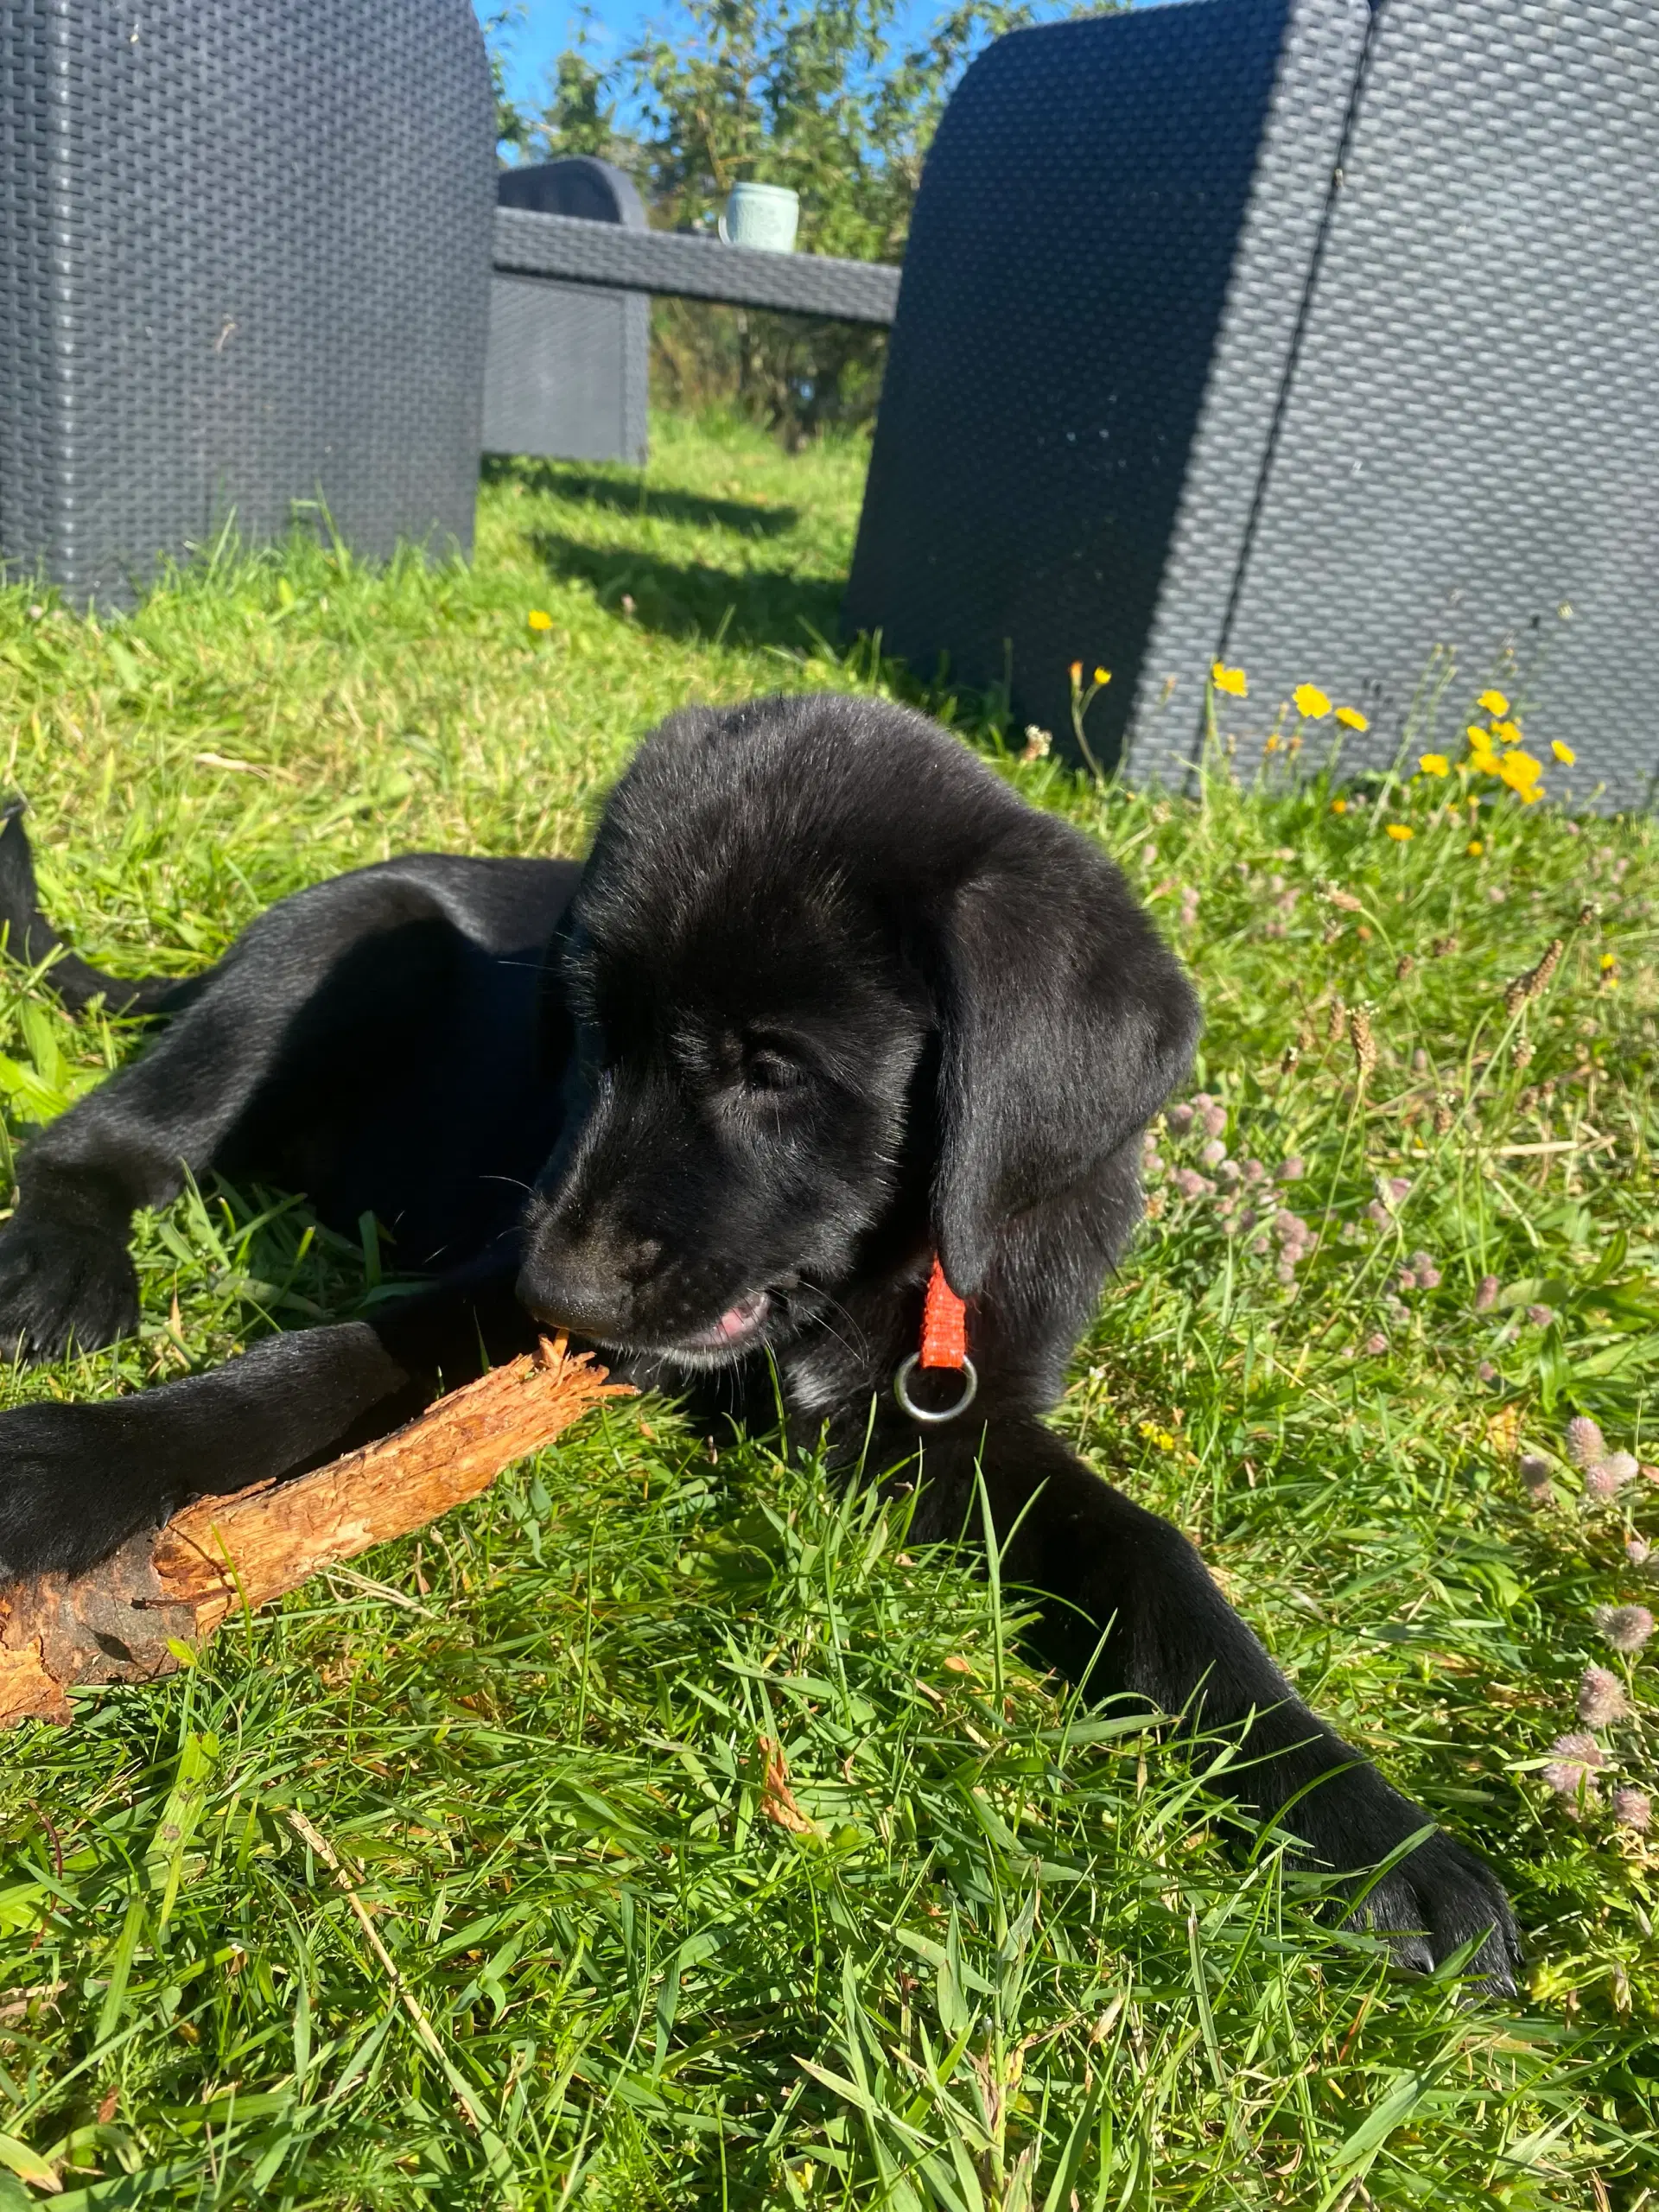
[490,0,1114,440]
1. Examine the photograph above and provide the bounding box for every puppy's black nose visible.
[516,1213,661,1343]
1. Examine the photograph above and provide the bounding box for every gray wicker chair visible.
[487,160,651,467]
[845,0,1659,810]
[0,0,493,607]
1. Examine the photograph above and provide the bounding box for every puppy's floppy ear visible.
[931,822,1200,1296]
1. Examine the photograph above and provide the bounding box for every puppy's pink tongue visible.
[715,1291,769,1339]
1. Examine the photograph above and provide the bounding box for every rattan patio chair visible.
[487,159,651,467]
[0,0,494,606]
[845,0,1659,809]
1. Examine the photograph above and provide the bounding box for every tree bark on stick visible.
[0,1336,626,1728]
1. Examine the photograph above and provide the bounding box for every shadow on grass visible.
[530,531,844,655]
[485,455,798,537]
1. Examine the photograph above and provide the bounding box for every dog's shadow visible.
[529,531,846,657]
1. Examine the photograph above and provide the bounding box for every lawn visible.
[0,410,1656,2209]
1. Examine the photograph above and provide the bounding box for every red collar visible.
[919,1255,967,1370]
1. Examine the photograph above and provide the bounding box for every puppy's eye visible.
[743,1047,806,1095]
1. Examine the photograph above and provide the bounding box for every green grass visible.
[0,410,1656,2208]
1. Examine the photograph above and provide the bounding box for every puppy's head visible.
[517,695,1198,1368]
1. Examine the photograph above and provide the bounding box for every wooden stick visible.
[0,1335,627,1728]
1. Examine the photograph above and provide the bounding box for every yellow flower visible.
[1264,734,1281,753]
[1093,666,1111,687]
[527,608,553,632]
[1331,798,1348,815]
[1497,748,1543,794]
[1293,683,1332,720]
[1600,952,1618,971]
[1467,838,1484,856]
[1211,663,1249,697]
[1386,823,1414,841]
[1491,720,1523,746]
[1418,753,1450,777]
[1068,660,1083,684]
[1551,740,1576,765]
[1478,689,1510,717]
[1335,705,1370,731]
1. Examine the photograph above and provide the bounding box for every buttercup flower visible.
[1466,840,1485,857]
[527,608,553,632]
[1331,798,1348,815]
[1552,740,1576,766]
[1211,663,1249,697]
[1335,705,1370,731]
[1579,1666,1630,1727]
[1491,720,1523,747]
[1093,667,1111,687]
[1293,683,1332,720]
[1478,689,1511,717]
[1419,753,1450,776]
[1497,749,1544,796]
[1385,823,1414,842]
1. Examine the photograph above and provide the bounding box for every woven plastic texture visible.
[486,161,650,466]
[848,0,1659,810]
[493,207,901,326]
[0,0,494,607]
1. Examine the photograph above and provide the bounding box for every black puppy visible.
[0,695,1519,1985]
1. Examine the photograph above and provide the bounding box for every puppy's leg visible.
[0,869,482,1362]
[897,1414,1522,1988]
[0,1261,535,1577]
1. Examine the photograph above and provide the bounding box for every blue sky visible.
[480,1,991,111]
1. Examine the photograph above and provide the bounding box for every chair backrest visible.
[846,0,1659,809]
[485,159,651,467]
[0,0,494,604]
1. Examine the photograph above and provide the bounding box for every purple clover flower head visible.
[1478,1361,1498,1383]
[1474,1274,1500,1313]
[1565,1415,1608,1469]
[1541,1732,1605,1802]
[1527,1304,1554,1329]
[1408,1251,1441,1290]
[1171,1168,1212,1202]
[1276,1260,1299,1287]
[1276,1157,1305,1183]
[1584,1453,1639,1504]
[1397,1270,1419,1296]
[1201,1103,1228,1139]
[1613,1786,1652,1832]
[1216,1158,1242,1187]
[1596,1605,1656,1655]
[1243,1160,1267,1186]
[1366,1200,1391,1229]
[1363,1332,1389,1356]
[1518,1454,1553,1497]
[1627,1538,1652,1568]
[1166,1103,1194,1135]
[1249,1236,1270,1258]
[1578,1666,1630,1728]
[1200,1138,1228,1168]
[1389,1176,1413,1203]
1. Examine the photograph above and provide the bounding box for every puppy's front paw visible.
[0,1215,138,1363]
[0,1401,168,1580]
[1352,1827,1522,1993]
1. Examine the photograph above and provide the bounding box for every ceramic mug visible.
[718,181,800,254]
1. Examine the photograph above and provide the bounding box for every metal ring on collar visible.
[893,1351,979,1426]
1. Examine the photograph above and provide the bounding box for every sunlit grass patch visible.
[0,416,1653,2203]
